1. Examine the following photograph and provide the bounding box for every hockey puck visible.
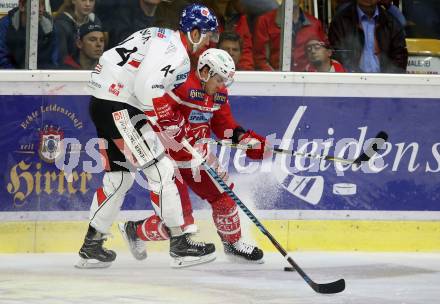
[284,267,295,272]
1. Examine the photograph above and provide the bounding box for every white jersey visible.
[87,28,191,112]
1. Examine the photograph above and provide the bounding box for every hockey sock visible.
[135,215,170,241]
[210,192,241,243]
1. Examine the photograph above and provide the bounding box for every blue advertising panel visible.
[1,95,439,212]
[229,96,440,211]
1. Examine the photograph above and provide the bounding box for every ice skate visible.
[75,225,116,269]
[118,221,147,260]
[170,234,216,268]
[223,239,264,264]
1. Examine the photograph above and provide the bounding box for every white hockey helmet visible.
[197,48,236,87]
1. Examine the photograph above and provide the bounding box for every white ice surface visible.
[0,252,439,304]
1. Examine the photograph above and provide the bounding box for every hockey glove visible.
[239,130,269,160]
[157,111,188,143]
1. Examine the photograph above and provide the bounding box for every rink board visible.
[0,71,439,252]
[1,220,439,253]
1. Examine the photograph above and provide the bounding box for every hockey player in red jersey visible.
[76,4,220,269]
[119,48,269,265]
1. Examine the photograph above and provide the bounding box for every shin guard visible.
[89,171,134,234]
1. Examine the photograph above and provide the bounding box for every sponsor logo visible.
[108,83,124,96]
[174,72,189,89]
[151,84,164,89]
[408,58,431,68]
[157,28,166,39]
[38,127,64,163]
[6,105,90,207]
[201,8,210,16]
[214,92,227,104]
[188,110,212,123]
[189,89,205,101]
[112,111,123,121]
[19,104,84,130]
[89,80,102,88]
[176,72,189,82]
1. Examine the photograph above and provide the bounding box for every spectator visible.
[63,21,104,69]
[0,0,59,69]
[304,37,346,72]
[336,0,406,27]
[253,0,326,71]
[217,31,242,69]
[203,0,254,70]
[328,0,408,73]
[54,0,102,63]
[105,0,161,49]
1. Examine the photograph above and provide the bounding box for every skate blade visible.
[225,254,265,264]
[170,253,216,268]
[75,258,112,269]
[118,223,147,261]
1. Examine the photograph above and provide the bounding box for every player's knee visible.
[143,156,176,192]
[102,171,135,195]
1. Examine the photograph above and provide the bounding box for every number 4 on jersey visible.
[116,47,138,66]
[161,65,175,77]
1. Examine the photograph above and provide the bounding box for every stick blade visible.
[353,131,388,165]
[312,278,346,294]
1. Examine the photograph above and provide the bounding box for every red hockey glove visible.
[157,111,188,143]
[239,130,269,160]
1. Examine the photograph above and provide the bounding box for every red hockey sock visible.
[210,192,241,243]
[136,215,170,241]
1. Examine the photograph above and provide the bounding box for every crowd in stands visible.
[0,0,427,73]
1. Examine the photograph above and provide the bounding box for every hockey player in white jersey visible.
[76,4,219,269]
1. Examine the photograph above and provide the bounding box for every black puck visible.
[284,267,295,272]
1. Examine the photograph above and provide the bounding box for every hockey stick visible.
[180,139,346,294]
[199,131,388,166]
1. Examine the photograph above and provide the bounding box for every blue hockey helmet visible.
[179,4,219,39]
